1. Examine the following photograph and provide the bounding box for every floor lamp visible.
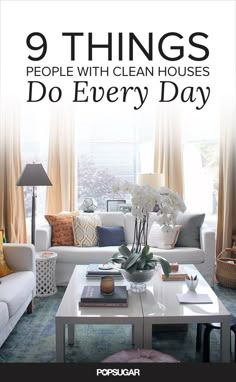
[16,163,52,245]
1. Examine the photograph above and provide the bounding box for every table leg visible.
[143,321,152,349]
[68,324,75,345]
[220,322,231,362]
[56,319,65,362]
[132,321,144,348]
[132,324,134,346]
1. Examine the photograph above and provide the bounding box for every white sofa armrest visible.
[200,226,215,258]
[35,224,52,251]
[3,243,36,275]
[199,226,216,286]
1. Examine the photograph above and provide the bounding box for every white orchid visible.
[113,180,186,251]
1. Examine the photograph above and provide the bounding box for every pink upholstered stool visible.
[101,348,180,363]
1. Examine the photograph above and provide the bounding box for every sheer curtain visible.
[46,109,75,214]
[153,105,183,197]
[0,107,27,242]
[216,109,236,255]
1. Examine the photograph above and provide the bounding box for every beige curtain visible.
[0,108,27,243]
[154,105,183,197]
[46,109,75,214]
[216,111,236,255]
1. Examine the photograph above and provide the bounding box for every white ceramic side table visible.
[36,251,58,297]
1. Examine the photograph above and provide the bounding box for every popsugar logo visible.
[96,368,140,377]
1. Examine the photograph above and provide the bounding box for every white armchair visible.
[0,244,36,347]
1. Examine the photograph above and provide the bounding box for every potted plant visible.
[107,181,186,292]
[108,243,170,292]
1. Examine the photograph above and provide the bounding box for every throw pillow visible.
[72,214,101,247]
[45,211,80,246]
[97,226,126,247]
[0,230,14,277]
[175,213,205,248]
[147,222,182,249]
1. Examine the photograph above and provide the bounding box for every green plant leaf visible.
[145,253,153,262]
[145,260,157,269]
[110,258,125,264]
[118,245,131,257]
[127,262,138,273]
[157,258,171,277]
[123,252,142,270]
[144,263,155,270]
[142,245,150,256]
[136,254,146,270]
[111,252,126,260]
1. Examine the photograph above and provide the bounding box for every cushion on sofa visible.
[48,245,205,265]
[97,226,126,247]
[147,222,182,249]
[96,212,125,227]
[0,271,35,317]
[49,245,122,264]
[175,213,205,248]
[72,214,101,247]
[152,247,204,264]
[0,231,14,277]
[45,211,79,246]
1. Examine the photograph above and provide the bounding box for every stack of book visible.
[79,285,128,307]
[159,264,187,281]
[86,264,123,279]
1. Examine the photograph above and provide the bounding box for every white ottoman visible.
[36,252,57,297]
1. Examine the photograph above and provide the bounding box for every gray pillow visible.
[175,213,205,248]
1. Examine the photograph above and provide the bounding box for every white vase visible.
[119,268,157,292]
[185,278,199,291]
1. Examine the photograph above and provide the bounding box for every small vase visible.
[185,277,198,291]
[119,268,157,293]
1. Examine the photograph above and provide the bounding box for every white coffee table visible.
[55,265,144,362]
[141,264,231,362]
[56,264,231,363]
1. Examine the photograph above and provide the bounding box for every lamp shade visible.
[137,173,165,188]
[16,164,52,186]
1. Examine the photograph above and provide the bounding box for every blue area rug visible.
[0,283,235,363]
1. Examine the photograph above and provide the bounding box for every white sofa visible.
[35,212,216,287]
[0,244,36,348]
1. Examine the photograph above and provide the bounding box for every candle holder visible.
[100,276,115,295]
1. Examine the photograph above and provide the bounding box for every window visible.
[182,108,220,228]
[75,107,155,210]
[20,105,49,237]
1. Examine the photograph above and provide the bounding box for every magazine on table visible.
[176,292,213,304]
[86,264,123,278]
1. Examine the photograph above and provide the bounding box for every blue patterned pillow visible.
[96,226,126,247]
